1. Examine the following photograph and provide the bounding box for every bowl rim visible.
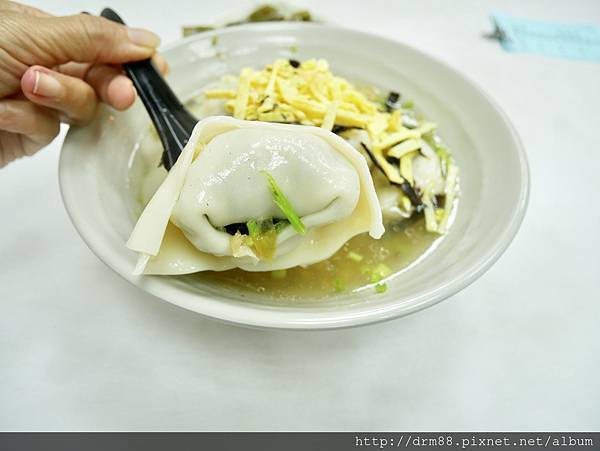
[59,21,530,330]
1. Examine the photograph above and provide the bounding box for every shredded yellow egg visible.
[203,59,459,235]
[203,59,436,158]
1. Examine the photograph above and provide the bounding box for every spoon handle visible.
[100,8,197,170]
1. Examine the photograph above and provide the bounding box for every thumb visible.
[13,13,160,66]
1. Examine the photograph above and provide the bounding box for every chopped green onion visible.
[375,283,388,294]
[369,263,391,283]
[247,219,260,238]
[363,263,391,284]
[261,171,306,235]
[401,99,414,109]
[347,251,364,262]
[334,278,346,293]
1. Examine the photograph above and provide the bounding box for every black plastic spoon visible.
[100,8,196,170]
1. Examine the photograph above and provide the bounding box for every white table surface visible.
[1,0,599,431]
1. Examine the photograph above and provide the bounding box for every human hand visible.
[0,1,167,167]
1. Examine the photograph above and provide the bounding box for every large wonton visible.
[127,116,384,274]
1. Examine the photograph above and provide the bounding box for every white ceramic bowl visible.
[59,23,529,329]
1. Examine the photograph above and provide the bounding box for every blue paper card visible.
[491,13,600,61]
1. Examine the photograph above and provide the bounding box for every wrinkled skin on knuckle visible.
[74,15,120,63]
[1,13,51,66]
[0,13,34,96]
[0,102,17,126]
[40,15,94,65]
[70,15,101,60]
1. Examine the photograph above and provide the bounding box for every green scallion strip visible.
[334,278,346,293]
[368,263,391,284]
[247,219,260,238]
[261,171,306,235]
[375,283,388,294]
[347,251,364,262]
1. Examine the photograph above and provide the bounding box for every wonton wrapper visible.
[127,116,384,274]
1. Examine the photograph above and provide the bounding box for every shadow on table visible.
[98,257,467,352]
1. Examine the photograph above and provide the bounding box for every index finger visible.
[56,54,168,111]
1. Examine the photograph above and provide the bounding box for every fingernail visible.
[32,71,63,98]
[127,27,161,48]
[153,53,169,75]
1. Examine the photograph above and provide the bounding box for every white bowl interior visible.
[60,23,528,329]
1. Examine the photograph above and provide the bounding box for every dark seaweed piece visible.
[224,223,249,235]
[224,218,289,236]
[384,91,402,112]
[399,182,421,208]
[289,59,301,68]
[332,125,354,135]
[360,142,421,207]
[434,194,445,209]
[272,217,287,228]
